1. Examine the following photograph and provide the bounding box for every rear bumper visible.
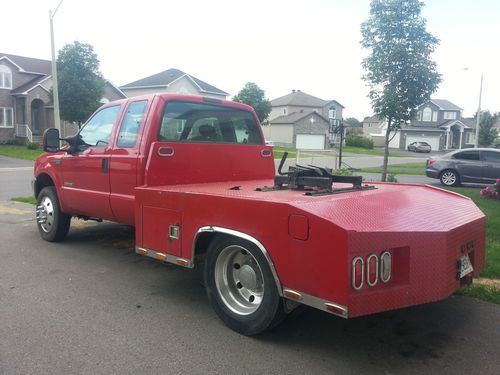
[345,218,485,318]
[425,169,440,179]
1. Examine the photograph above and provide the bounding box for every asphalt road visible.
[0,201,499,375]
[0,156,34,201]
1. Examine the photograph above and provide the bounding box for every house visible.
[363,99,477,151]
[120,68,228,99]
[265,90,344,149]
[0,52,126,143]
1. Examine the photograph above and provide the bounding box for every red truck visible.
[34,93,485,335]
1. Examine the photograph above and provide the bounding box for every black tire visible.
[439,169,460,187]
[36,186,71,242]
[204,235,286,335]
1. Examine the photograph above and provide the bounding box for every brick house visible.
[0,53,126,143]
[265,90,344,149]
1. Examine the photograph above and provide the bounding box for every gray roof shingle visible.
[0,53,52,75]
[271,90,344,108]
[271,111,328,124]
[429,99,462,111]
[120,68,228,95]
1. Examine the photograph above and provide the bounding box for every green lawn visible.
[342,146,407,157]
[455,284,500,305]
[11,196,37,205]
[0,145,43,161]
[273,146,407,159]
[357,162,426,175]
[441,187,500,279]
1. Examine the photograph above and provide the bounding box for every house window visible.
[328,106,336,119]
[466,132,476,144]
[0,107,14,128]
[283,108,287,115]
[432,111,438,122]
[417,111,422,121]
[443,111,457,120]
[0,65,13,89]
[422,107,432,121]
[367,123,373,128]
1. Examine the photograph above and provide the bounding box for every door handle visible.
[102,158,109,173]
[158,147,175,157]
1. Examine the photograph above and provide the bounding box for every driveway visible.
[0,201,498,374]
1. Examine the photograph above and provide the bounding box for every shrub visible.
[26,142,40,150]
[387,174,398,183]
[345,134,374,149]
[480,179,500,200]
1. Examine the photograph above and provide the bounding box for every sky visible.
[2,0,499,120]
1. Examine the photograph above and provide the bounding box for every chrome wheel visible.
[441,171,457,186]
[214,245,264,315]
[36,196,54,233]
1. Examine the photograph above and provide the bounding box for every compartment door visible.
[142,206,182,256]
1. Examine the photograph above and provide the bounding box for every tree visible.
[344,117,362,127]
[477,110,499,146]
[233,82,272,124]
[361,0,441,181]
[56,41,105,125]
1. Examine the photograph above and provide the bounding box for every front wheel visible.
[440,170,460,187]
[204,235,285,335]
[36,186,71,242]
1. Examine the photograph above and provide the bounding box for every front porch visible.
[441,120,475,150]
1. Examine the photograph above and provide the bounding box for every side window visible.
[78,105,120,149]
[483,151,500,163]
[454,151,480,161]
[117,101,148,148]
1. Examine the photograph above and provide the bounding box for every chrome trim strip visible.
[192,226,283,296]
[282,287,348,318]
[135,246,193,268]
[352,256,364,290]
[380,251,392,283]
[366,253,379,287]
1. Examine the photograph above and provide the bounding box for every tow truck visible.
[34,94,485,335]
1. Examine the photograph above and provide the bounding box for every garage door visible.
[296,134,325,150]
[405,135,440,151]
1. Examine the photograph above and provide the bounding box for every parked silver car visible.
[407,141,432,153]
[426,148,500,186]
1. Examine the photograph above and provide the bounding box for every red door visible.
[60,105,122,220]
[109,99,150,224]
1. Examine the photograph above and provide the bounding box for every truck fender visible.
[192,226,283,296]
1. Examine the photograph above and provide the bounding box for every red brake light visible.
[427,159,437,166]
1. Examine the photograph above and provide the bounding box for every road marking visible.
[0,167,33,172]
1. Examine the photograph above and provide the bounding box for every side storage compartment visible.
[142,206,182,257]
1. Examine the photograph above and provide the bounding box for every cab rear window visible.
[158,101,262,145]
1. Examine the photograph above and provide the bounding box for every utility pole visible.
[474,74,483,148]
[49,0,64,135]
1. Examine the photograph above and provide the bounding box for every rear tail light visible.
[380,251,392,283]
[352,251,392,290]
[427,159,437,167]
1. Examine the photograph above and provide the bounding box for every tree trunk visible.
[381,118,392,182]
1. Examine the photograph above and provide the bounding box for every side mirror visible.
[43,128,60,152]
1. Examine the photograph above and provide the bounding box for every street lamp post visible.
[49,0,64,135]
[474,74,483,148]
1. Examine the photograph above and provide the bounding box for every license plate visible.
[458,255,474,278]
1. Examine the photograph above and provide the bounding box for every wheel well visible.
[35,173,55,198]
[191,227,283,295]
